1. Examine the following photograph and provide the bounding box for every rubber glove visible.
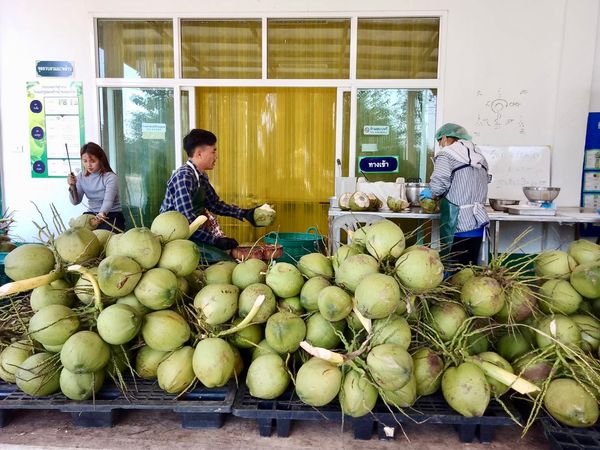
[244,208,258,226]
[419,187,433,200]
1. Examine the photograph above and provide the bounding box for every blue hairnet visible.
[435,123,471,141]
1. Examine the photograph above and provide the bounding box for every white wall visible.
[1,0,599,242]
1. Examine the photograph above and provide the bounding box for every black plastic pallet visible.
[540,414,600,450]
[232,384,520,442]
[0,377,235,429]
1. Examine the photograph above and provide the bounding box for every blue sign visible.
[36,60,74,78]
[32,161,46,174]
[30,100,43,113]
[31,127,44,139]
[358,156,399,173]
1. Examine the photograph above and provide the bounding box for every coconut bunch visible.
[339,192,382,212]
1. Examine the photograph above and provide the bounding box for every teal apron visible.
[439,197,460,258]
[186,161,233,263]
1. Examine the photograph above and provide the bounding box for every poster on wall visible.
[27,81,84,178]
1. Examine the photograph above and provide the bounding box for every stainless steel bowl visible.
[489,198,520,212]
[405,182,429,206]
[522,186,560,203]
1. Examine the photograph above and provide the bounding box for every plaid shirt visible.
[160,161,246,244]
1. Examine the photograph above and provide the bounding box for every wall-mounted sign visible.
[27,81,84,178]
[358,156,399,173]
[142,122,167,140]
[363,125,389,136]
[36,61,74,78]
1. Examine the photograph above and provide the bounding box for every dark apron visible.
[439,197,460,258]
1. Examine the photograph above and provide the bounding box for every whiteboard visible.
[478,146,551,202]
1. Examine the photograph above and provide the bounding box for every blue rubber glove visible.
[419,187,433,200]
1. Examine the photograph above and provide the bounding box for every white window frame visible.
[90,11,447,175]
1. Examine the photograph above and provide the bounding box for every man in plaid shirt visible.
[160,129,257,250]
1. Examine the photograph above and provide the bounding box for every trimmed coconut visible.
[334,253,379,293]
[151,210,191,243]
[30,279,74,311]
[278,297,304,315]
[157,239,200,277]
[412,348,444,396]
[265,311,306,354]
[266,263,304,298]
[74,267,98,305]
[317,286,353,321]
[60,368,104,400]
[395,247,444,292]
[142,310,191,352]
[305,313,345,349]
[380,374,417,408]
[246,354,290,399]
[295,357,342,407]
[355,273,401,319]
[157,346,196,394]
[60,331,110,373]
[116,294,151,317]
[228,319,263,349]
[192,338,235,388]
[97,255,142,298]
[535,315,581,349]
[494,284,536,323]
[93,229,113,249]
[134,268,179,310]
[429,302,468,342]
[194,284,239,325]
[16,352,60,397]
[4,244,55,281]
[339,369,378,417]
[535,250,577,279]
[204,261,237,284]
[367,344,413,391]
[365,220,406,260]
[300,276,331,312]
[136,345,169,380]
[442,362,490,417]
[55,228,102,264]
[0,341,36,383]
[237,283,276,323]
[572,314,600,352]
[570,262,600,299]
[332,245,362,272]
[253,204,276,227]
[460,276,506,317]
[97,303,142,345]
[118,227,162,269]
[297,253,334,279]
[371,317,411,349]
[232,259,267,289]
[28,305,80,346]
[539,279,582,315]
[544,378,599,427]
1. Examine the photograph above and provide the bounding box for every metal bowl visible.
[522,186,560,203]
[489,198,520,211]
[405,182,429,206]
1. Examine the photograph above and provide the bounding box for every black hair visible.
[80,142,114,175]
[183,129,217,157]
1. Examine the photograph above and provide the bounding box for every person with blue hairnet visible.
[420,123,490,266]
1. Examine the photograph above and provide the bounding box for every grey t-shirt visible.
[69,171,121,214]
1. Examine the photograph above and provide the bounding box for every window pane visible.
[355,88,437,182]
[100,88,175,228]
[357,18,439,79]
[181,20,262,79]
[97,19,174,78]
[268,19,350,79]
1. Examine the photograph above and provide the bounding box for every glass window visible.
[100,87,175,228]
[268,19,350,79]
[97,19,174,78]
[357,18,439,79]
[355,88,437,182]
[181,19,262,79]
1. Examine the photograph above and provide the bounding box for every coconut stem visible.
[217,294,265,337]
[352,300,372,333]
[299,341,345,365]
[468,357,540,395]
[188,215,208,238]
[67,265,103,312]
[0,271,64,297]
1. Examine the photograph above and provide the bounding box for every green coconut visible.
[448,267,475,287]
[204,261,237,285]
[104,233,122,257]
[295,357,342,407]
[494,284,536,323]
[142,310,191,352]
[297,253,333,279]
[228,319,263,349]
[30,279,74,311]
[134,268,179,310]
[43,343,64,353]
[365,220,405,260]
[232,259,267,289]
[60,331,110,373]
[371,317,411,349]
[265,263,304,298]
[386,196,410,212]
[412,348,444,396]
[192,337,235,388]
[92,229,113,249]
[97,255,143,298]
[0,341,36,383]
[117,227,162,269]
[420,198,438,213]
[513,353,554,387]
[157,239,200,277]
[395,247,444,292]
[442,362,490,417]
[116,294,151,317]
[355,273,401,319]
[237,283,276,323]
[185,267,204,291]
[246,354,290,399]
[339,369,378,417]
[332,245,362,272]
[571,314,600,352]
[193,284,239,325]
[568,239,600,265]
[3,244,55,281]
[475,352,514,396]
[466,327,490,355]
[305,313,345,349]
[535,250,577,279]
[252,203,276,227]
[55,227,102,264]
[539,279,582,315]
[135,345,169,380]
[544,378,599,427]
[380,374,417,408]
[97,303,142,345]
[251,339,278,361]
[69,214,97,230]
[279,297,304,315]
[300,276,331,312]
[15,352,60,396]
[497,331,532,362]
[348,192,371,212]
[429,302,468,342]
[346,311,365,332]
[157,346,196,394]
[265,311,306,354]
[74,267,98,305]
[28,304,80,346]
[151,210,191,243]
[570,262,600,299]
[334,253,379,293]
[535,315,581,349]
[461,276,506,317]
[350,226,369,251]
[60,368,104,400]
[367,344,413,391]
[317,286,353,321]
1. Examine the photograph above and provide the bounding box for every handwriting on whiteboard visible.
[472,89,528,137]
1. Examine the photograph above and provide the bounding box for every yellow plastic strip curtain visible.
[195,87,336,244]
[181,19,262,79]
[97,19,174,78]
[357,17,439,79]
